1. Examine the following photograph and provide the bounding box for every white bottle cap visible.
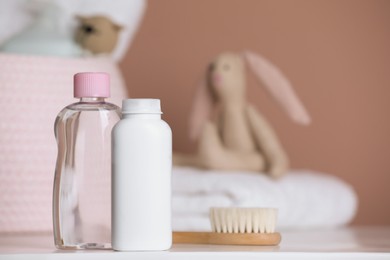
[122,99,162,114]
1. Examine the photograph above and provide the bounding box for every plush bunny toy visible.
[174,51,311,178]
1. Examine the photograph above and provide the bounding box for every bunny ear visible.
[243,51,311,125]
[188,77,214,141]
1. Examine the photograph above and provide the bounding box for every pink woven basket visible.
[0,53,127,233]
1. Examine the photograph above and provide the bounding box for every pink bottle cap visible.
[74,72,110,98]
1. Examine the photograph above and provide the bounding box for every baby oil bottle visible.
[111,99,172,251]
[53,72,120,249]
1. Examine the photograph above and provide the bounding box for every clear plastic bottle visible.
[53,72,120,249]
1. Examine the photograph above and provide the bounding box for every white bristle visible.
[221,209,227,233]
[245,209,252,233]
[239,209,246,233]
[265,208,274,233]
[226,210,233,233]
[270,208,277,233]
[259,208,266,233]
[213,208,222,233]
[210,208,216,232]
[252,209,259,233]
[232,208,239,233]
[209,207,278,234]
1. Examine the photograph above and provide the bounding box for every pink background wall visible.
[119,0,390,225]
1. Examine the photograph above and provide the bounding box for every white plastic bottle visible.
[111,99,172,251]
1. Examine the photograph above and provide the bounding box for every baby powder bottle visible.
[53,72,120,249]
[112,99,172,251]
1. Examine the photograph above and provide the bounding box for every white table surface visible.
[1,227,390,260]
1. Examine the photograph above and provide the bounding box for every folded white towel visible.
[172,167,357,231]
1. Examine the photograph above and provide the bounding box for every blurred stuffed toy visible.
[75,15,122,55]
[0,0,145,60]
[174,51,311,178]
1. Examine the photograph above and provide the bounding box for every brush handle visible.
[173,232,281,246]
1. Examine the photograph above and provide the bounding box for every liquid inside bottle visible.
[53,73,120,249]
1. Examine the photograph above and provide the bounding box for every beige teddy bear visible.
[75,15,122,54]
